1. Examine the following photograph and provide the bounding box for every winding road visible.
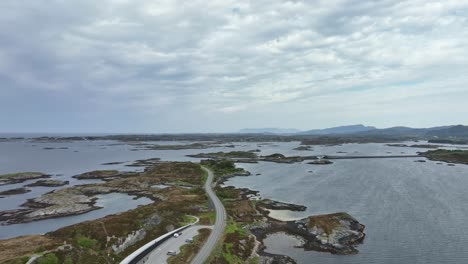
[142,225,212,264]
[191,166,226,264]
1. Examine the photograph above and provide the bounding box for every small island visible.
[25,180,69,187]
[420,149,468,165]
[0,172,50,186]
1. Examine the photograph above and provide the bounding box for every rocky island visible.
[189,150,319,164]
[0,172,50,186]
[25,180,69,187]
[202,159,366,263]
[308,159,333,165]
[0,162,210,264]
[0,187,31,196]
[420,149,468,165]
[251,212,365,255]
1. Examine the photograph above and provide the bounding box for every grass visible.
[307,212,352,234]
[76,237,99,250]
[0,161,209,264]
[423,149,468,164]
[37,253,59,264]
[0,172,45,179]
[200,159,247,180]
[199,211,216,225]
[207,220,254,264]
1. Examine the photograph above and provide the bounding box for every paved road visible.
[191,167,226,264]
[141,225,212,264]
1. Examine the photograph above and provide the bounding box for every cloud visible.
[0,0,468,132]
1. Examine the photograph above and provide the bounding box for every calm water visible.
[2,138,468,264]
[0,138,282,238]
[225,143,468,264]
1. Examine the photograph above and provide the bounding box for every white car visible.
[173,233,180,238]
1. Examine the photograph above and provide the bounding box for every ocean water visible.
[0,138,286,238]
[225,143,468,264]
[2,138,468,264]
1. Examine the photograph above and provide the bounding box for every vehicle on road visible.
[185,238,193,243]
[173,232,182,238]
[167,251,177,256]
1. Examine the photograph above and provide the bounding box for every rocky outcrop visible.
[293,146,312,151]
[307,159,333,165]
[125,158,161,167]
[261,154,309,164]
[25,180,69,187]
[0,188,100,225]
[73,170,136,180]
[0,187,31,196]
[250,212,365,255]
[259,250,297,264]
[290,212,365,254]
[0,172,50,186]
[258,199,306,212]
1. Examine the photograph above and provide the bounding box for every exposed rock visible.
[125,158,161,167]
[250,212,365,255]
[308,160,333,165]
[0,172,50,186]
[259,251,297,264]
[0,188,100,225]
[102,161,125,165]
[25,180,69,187]
[261,154,310,164]
[293,212,365,254]
[293,146,312,151]
[0,187,31,195]
[258,199,306,212]
[73,170,135,180]
[420,149,468,165]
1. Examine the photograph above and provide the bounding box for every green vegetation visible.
[422,149,468,164]
[307,212,353,234]
[0,172,44,179]
[1,162,209,264]
[63,256,73,264]
[76,237,99,250]
[3,256,30,264]
[201,159,247,179]
[199,211,216,225]
[37,253,59,264]
[212,221,255,264]
[167,228,211,264]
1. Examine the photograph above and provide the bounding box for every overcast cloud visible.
[1,0,467,133]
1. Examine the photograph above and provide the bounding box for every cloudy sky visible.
[1,0,467,133]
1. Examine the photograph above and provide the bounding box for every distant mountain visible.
[238,128,301,134]
[426,125,468,137]
[238,124,468,138]
[298,124,377,135]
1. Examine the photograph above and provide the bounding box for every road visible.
[191,166,226,264]
[141,225,212,264]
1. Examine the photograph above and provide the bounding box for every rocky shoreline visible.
[190,151,320,164]
[25,180,69,187]
[420,149,468,165]
[250,212,365,255]
[0,187,31,196]
[0,172,51,186]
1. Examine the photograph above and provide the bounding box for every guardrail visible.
[120,216,199,264]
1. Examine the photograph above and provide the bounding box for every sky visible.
[1,0,468,133]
